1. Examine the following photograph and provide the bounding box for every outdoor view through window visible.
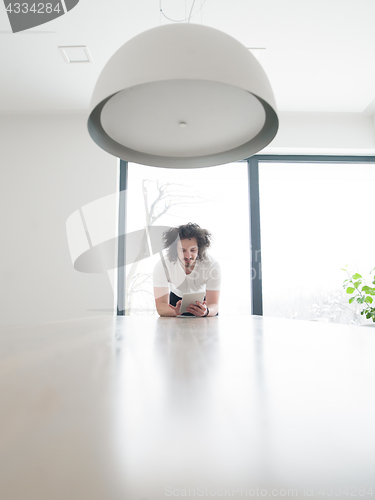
[124,162,252,316]
[259,161,375,324]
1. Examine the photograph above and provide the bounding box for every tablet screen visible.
[179,291,205,315]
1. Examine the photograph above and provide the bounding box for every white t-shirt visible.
[153,254,221,298]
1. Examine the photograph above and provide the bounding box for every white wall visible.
[266,112,375,155]
[1,110,374,327]
[0,113,118,327]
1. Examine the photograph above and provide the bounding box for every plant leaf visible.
[346,287,355,294]
[353,273,362,279]
[365,296,373,304]
[349,297,355,304]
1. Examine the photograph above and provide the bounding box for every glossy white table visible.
[1,316,375,500]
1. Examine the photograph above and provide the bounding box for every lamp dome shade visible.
[88,23,278,168]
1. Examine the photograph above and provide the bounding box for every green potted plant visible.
[342,267,375,323]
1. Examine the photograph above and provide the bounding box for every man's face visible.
[177,237,199,269]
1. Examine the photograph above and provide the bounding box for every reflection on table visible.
[1,315,374,500]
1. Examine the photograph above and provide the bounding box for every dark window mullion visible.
[248,157,263,316]
[117,160,128,315]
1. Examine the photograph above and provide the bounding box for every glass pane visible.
[125,162,251,316]
[259,162,375,324]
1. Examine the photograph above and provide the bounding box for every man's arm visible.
[205,290,220,316]
[154,287,179,317]
[203,289,220,316]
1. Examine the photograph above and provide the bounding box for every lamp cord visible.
[187,0,196,22]
[159,0,206,23]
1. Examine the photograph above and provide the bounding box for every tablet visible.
[179,291,205,315]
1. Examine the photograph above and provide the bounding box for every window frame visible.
[117,160,128,315]
[248,154,375,316]
[118,155,375,316]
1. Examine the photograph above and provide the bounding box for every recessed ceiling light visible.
[59,46,92,63]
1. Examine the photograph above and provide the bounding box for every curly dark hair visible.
[163,223,212,262]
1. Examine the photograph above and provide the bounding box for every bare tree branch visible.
[126,178,210,315]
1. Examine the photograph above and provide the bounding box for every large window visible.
[123,162,252,316]
[118,156,375,323]
[258,157,375,324]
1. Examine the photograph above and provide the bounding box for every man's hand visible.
[168,300,182,316]
[186,301,208,317]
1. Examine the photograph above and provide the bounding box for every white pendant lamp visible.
[88,23,278,168]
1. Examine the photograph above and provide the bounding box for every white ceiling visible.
[1,0,375,114]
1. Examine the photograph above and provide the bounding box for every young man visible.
[153,223,220,317]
